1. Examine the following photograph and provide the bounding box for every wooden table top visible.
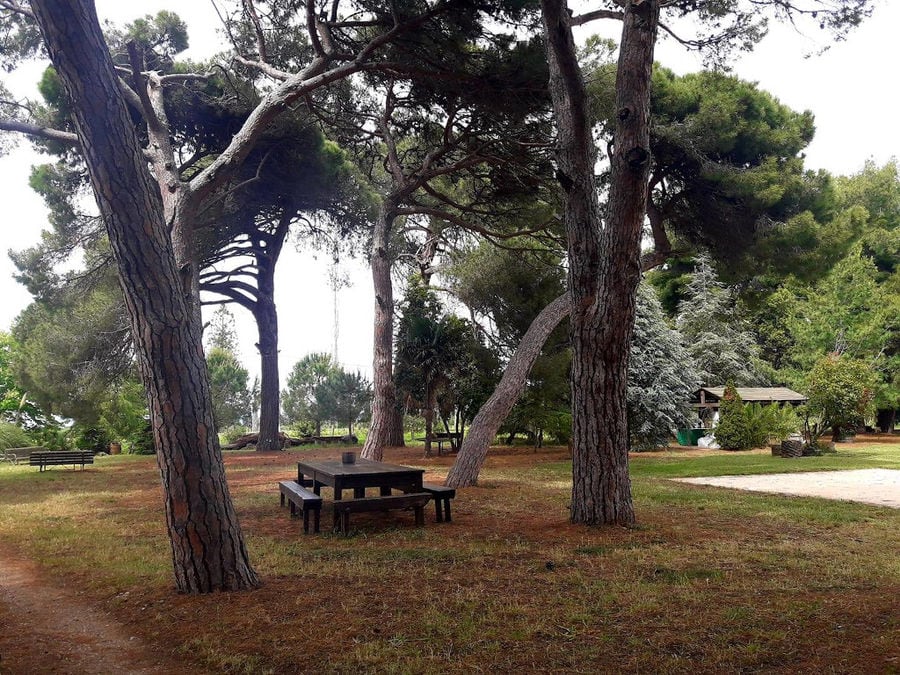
[297,458,423,478]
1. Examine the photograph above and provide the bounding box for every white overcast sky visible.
[1,0,897,384]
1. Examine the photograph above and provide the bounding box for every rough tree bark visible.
[361,202,404,460]
[254,269,280,451]
[445,293,570,487]
[31,0,259,592]
[542,0,658,526]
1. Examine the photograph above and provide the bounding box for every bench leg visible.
[434,499,444,523]
[443,498,452,523]
[414,504,424,527]
[303,507,311,534]
[342,511,350,533]
[280,493,285,508]
[313,508,320,534]
[289,501,297,518]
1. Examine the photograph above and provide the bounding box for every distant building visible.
[691,386,808,427]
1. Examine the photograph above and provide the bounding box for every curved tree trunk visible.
[542,0,658,526]
[362,204,402,460]
[446,293,570,487]
[32,0,259,593]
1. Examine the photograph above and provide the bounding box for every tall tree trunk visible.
[423,382,435,458]
[362,204,403,460]
[31,0,259,593]
[254,300,280,451]
[542,0,658,526]
[446,292,570,487]
[254,252,281,451]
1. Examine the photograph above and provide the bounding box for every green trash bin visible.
[677,428,705,446]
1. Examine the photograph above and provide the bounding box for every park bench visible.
[278,480,323,534]
[2,446,45,465]
[416,432,462,454]
[331,492,431,534]
[29,450,94,472]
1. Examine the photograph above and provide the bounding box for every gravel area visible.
[674,468,900,509]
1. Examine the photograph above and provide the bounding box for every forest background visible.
[1,0,898,383]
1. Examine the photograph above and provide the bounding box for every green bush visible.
[714,383,753,450]
[0,422,32,450]
[74,426,111,454]
[28,425,71,451]
[743,402,801,448]
[127,423,155,455]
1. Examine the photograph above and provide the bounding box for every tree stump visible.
[780,439,804,458]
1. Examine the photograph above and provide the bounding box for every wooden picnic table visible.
[297,458,425,500]
[296,458,430,532]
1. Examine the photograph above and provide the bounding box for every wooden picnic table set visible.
[278,453,455,534]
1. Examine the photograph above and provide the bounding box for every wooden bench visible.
[416,432,462,454]
[29,450,94,472]
[421,482,456,523]
[278,480,323,534]
[332,493,431,534]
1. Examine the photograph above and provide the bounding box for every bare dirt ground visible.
[676,468,900,508]
[0,547,198,675]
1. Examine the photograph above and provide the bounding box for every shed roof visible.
[693,387,808,404]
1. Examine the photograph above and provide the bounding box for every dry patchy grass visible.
[0,440,898,673]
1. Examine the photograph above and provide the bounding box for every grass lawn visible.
[0,438,898,673]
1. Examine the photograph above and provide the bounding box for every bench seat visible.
[29,451,94,472]
[421,482,456,523]
[332,493,431,533]
[278,480,323,534]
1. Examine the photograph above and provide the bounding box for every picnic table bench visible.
[29,450,94,471]
[332,492,431,534]
[416,432,462,454]
[278,480,322,534]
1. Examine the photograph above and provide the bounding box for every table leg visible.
[354,487,365,498]
[380,486,391,496]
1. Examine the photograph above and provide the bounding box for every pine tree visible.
[627,283,700,450]
[677,254,766,386]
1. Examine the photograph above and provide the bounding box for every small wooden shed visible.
[691,386,808,415]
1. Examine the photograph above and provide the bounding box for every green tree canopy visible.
[676,254,767,386]
[281,353,339,435]
[806,353,878,442]
[206,347,251,431]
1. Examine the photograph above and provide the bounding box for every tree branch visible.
[0,118,78,144]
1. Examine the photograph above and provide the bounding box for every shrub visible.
[74,426,111,454]
[0,422,32,450]
[744,402,802,448]
[127,422,155,455]
[714,383,753,450]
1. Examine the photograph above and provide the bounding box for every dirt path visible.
[675,468,900,508]
[0,547,193,675]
